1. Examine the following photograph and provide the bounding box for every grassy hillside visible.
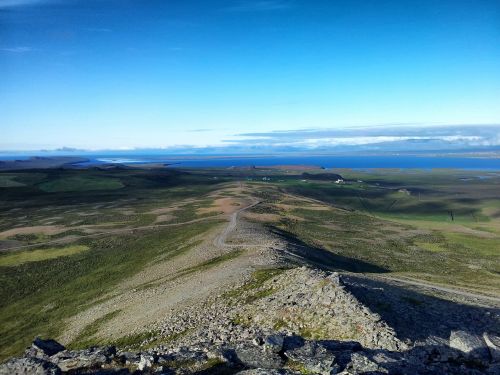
[0,168,227,360]
[0,166,498,360]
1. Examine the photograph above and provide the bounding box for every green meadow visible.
[0,245,89,267]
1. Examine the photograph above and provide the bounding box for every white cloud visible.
[299,135,485,147]
[225,126,500,151]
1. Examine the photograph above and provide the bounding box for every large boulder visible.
[27,338,65,358]
[117,351,140,366]
[158,348,207,366]
[234,343,285,369]
[449,330,491,365]
[263,335,285,353]
[138,354,155,371]
[50,346,115,372]
[284,340,339,375]
[343,352,385,374]
[0,357,61,375]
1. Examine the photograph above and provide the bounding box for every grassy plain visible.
[0,165,498,360]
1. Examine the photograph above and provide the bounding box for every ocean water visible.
[71,155,500,170]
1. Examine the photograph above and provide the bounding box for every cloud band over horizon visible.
[1,124,499,154]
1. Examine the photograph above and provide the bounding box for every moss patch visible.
[0,245,89,267]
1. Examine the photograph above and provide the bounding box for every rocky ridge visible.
[2,267,499,374]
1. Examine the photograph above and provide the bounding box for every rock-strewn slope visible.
[2,268,499,374]
[151,267,405,353]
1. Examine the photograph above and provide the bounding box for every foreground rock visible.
[3,330,500,374]
[2,268,499,374]
[449,330,491,365]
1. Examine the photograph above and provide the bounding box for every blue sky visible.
[1,0,499,152]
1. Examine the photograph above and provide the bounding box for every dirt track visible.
[213,200,260,247]
[59,187,279,345]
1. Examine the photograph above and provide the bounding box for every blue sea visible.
[2,154,500,170]
[70,155,500,170]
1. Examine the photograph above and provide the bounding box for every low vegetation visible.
[251,169,500,294]
[0,168,227,360]
[38,175,124,192]
[0,166,498,361]
[0,245,89,267]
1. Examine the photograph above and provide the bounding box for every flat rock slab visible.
[235,344,286,369]
[449,330,491,364]
[32,338,65,357]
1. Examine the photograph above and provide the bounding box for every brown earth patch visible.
[154,214,176,223]
[0,225,67,239]
[197,197,244,215]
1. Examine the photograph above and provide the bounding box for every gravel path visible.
[375,274,500,305]
[213,200,260,247]
[59,184,279,345]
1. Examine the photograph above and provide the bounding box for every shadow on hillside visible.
[269,226,500,348]
[271,227,389,274]
[342,275,500,344]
